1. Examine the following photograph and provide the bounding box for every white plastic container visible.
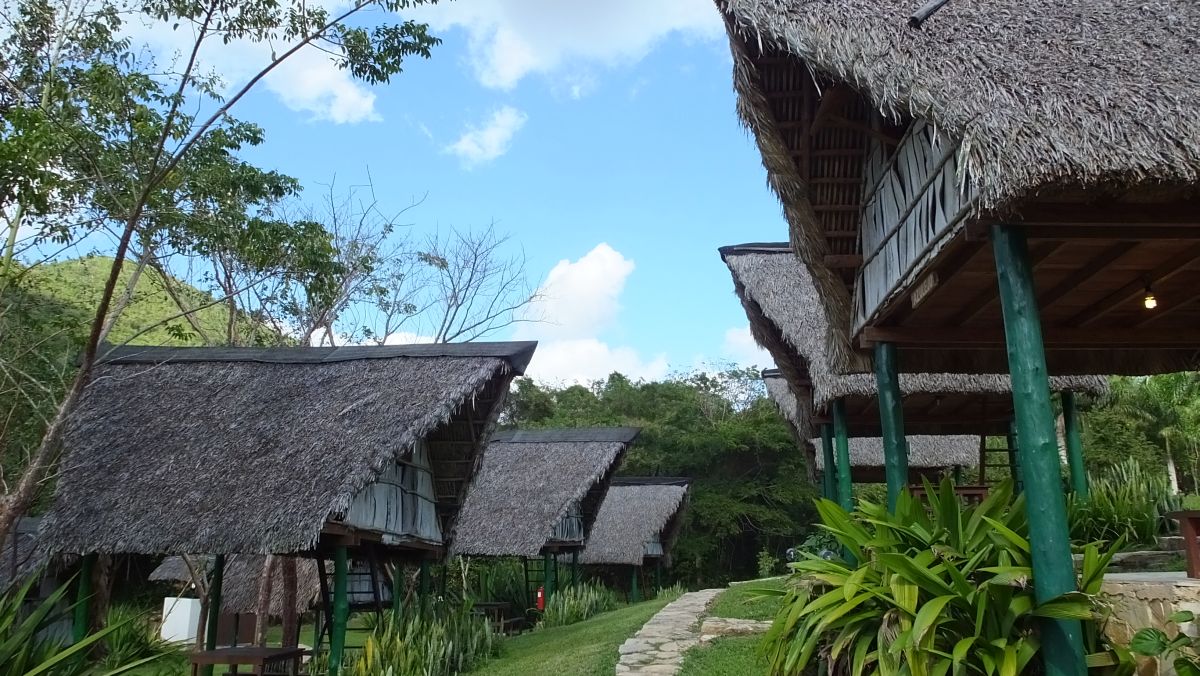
[160,597,201,644]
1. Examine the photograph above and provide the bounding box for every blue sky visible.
[130,2,789,382]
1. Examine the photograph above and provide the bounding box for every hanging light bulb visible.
[1143,286,1158,310]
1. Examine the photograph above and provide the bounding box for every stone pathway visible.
[698,617,772,643]
[616,589,722,675]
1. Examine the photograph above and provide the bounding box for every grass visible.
[477,599,670,676]
[706,577,786,621]
[679,635,765,676]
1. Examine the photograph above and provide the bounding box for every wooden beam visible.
[1018,200,1200,227]
[1069,243,1200,327]
[824,254,862,268]
[946,241,1062,326]
[861,326,1200,347]
[1028,226,1200,239]
[1036,242,1132,311]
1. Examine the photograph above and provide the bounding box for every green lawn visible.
[476,599,670,676]
[706,578,786,621]
[679,635,765,676]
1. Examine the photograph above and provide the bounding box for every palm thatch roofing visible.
[450,427,638,558]
[721,243,1108,434]
[38,342,536,558]
[718,0,1200,375]
[763,370,976,472]
[150,555,321,618]
[578,482,689,567]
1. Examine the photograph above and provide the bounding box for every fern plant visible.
[539,581,620,629]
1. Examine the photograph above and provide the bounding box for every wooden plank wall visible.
[854,121,974,330]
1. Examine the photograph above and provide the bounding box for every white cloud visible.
[125,13,379,124]
[445,106,528,168]
[514,243,664,384]
[721,326,772,368]
[410,0,723,90]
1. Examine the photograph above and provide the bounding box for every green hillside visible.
[25,256,251,346]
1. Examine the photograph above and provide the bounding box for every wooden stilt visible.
[73,553,96,644]
[418,559,430,603]
[329,547,349,676]
[571,550,580,587]
[832,400,853,511]
[542,551,555,601]
[1062,391,1089,497]
[200,554,225,676]
[992,223,1085,676]
[874,342,909,511]
[630,566,641,603]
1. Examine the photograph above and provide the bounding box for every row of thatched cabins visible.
[714,0,1200,672]
[31,343,690,674]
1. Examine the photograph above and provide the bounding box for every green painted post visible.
[1006,421,1022,489]
[874,342,910,511]
[832,400,853,511]
[655,560,663,594]
[992,224,1086,676]
[72,553,96,644]
[571,550,580,587]
[820,424,837,500]
[313,609,323,651]
[952,465,963,486]
[418,560,430,602]
[329,547,349,676]
[543,552,555,601]
[1062,391,1089,498]
[200,554,225,676]
[630,566,641,603]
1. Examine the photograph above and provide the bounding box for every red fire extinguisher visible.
[536,586,545,611]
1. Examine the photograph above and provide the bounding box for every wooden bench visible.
[190,646,308,676]
[1167,511,1200,578]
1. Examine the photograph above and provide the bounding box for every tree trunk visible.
[254,555,275,646]
[280,558,298,648]
[89,554,114,650]
[1167,438,1180,494]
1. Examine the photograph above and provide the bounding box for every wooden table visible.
[190,647,308,675]
[1168,511,1200,578]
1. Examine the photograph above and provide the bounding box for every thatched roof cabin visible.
[38,343,536,560]
[764,370,976,482]
[150,555,321,618]
[579,479,689,567]
[718,0,1200,375]
[721,243,1107,435]
[451,427,639,558]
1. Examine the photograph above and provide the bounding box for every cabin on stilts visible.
[718,0,1200,669]
[37,342,535,674]
[720,243,1106,506]
[578,479,690,603]
[763,370,977,495]
[451,427,638,619]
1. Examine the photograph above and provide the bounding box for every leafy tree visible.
[505,369,816,586]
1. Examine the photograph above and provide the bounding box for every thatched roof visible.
[150,555,321,618]
[39,342,536,557]
[721,244,1108,413]
[721,0,1200,214]
[579,482,689,566]
[451,428,637,558]
[718,0,1200,374]
[763,370,975,471]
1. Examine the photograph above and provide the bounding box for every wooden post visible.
[992,224,1085,676]
[952,465,963,486]
[200,554,225,676]
[655,560,662,594]
[328,547,349,676]
[832,400,853,511]
[73,553,96,644]
[390,564,403,620]
[820,424,837,500]
[630,566,641,603]
[1062,391,1089,498]
[874,342,909,511]
[571,550,580,587]
[1006,421,1023,491]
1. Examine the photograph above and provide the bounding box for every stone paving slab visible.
[698,617,772,643]
[615,589,722,675]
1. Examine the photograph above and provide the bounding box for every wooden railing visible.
[853,121,975,331]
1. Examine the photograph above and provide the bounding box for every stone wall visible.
[1102,573,1200,676]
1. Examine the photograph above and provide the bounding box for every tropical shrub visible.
[1131,610,1200,675]
[761,480,1121,676]
[757,548,781,578]
[0,574,168,675]
[99,604,178,669]
[657,582,686,602]
[1069,458,1178,547]
[347,601,498,676]
[539,581,620,629]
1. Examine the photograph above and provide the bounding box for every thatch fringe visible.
[38,343,534,557]
[579,484,689,567]
[450,428,638,558]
